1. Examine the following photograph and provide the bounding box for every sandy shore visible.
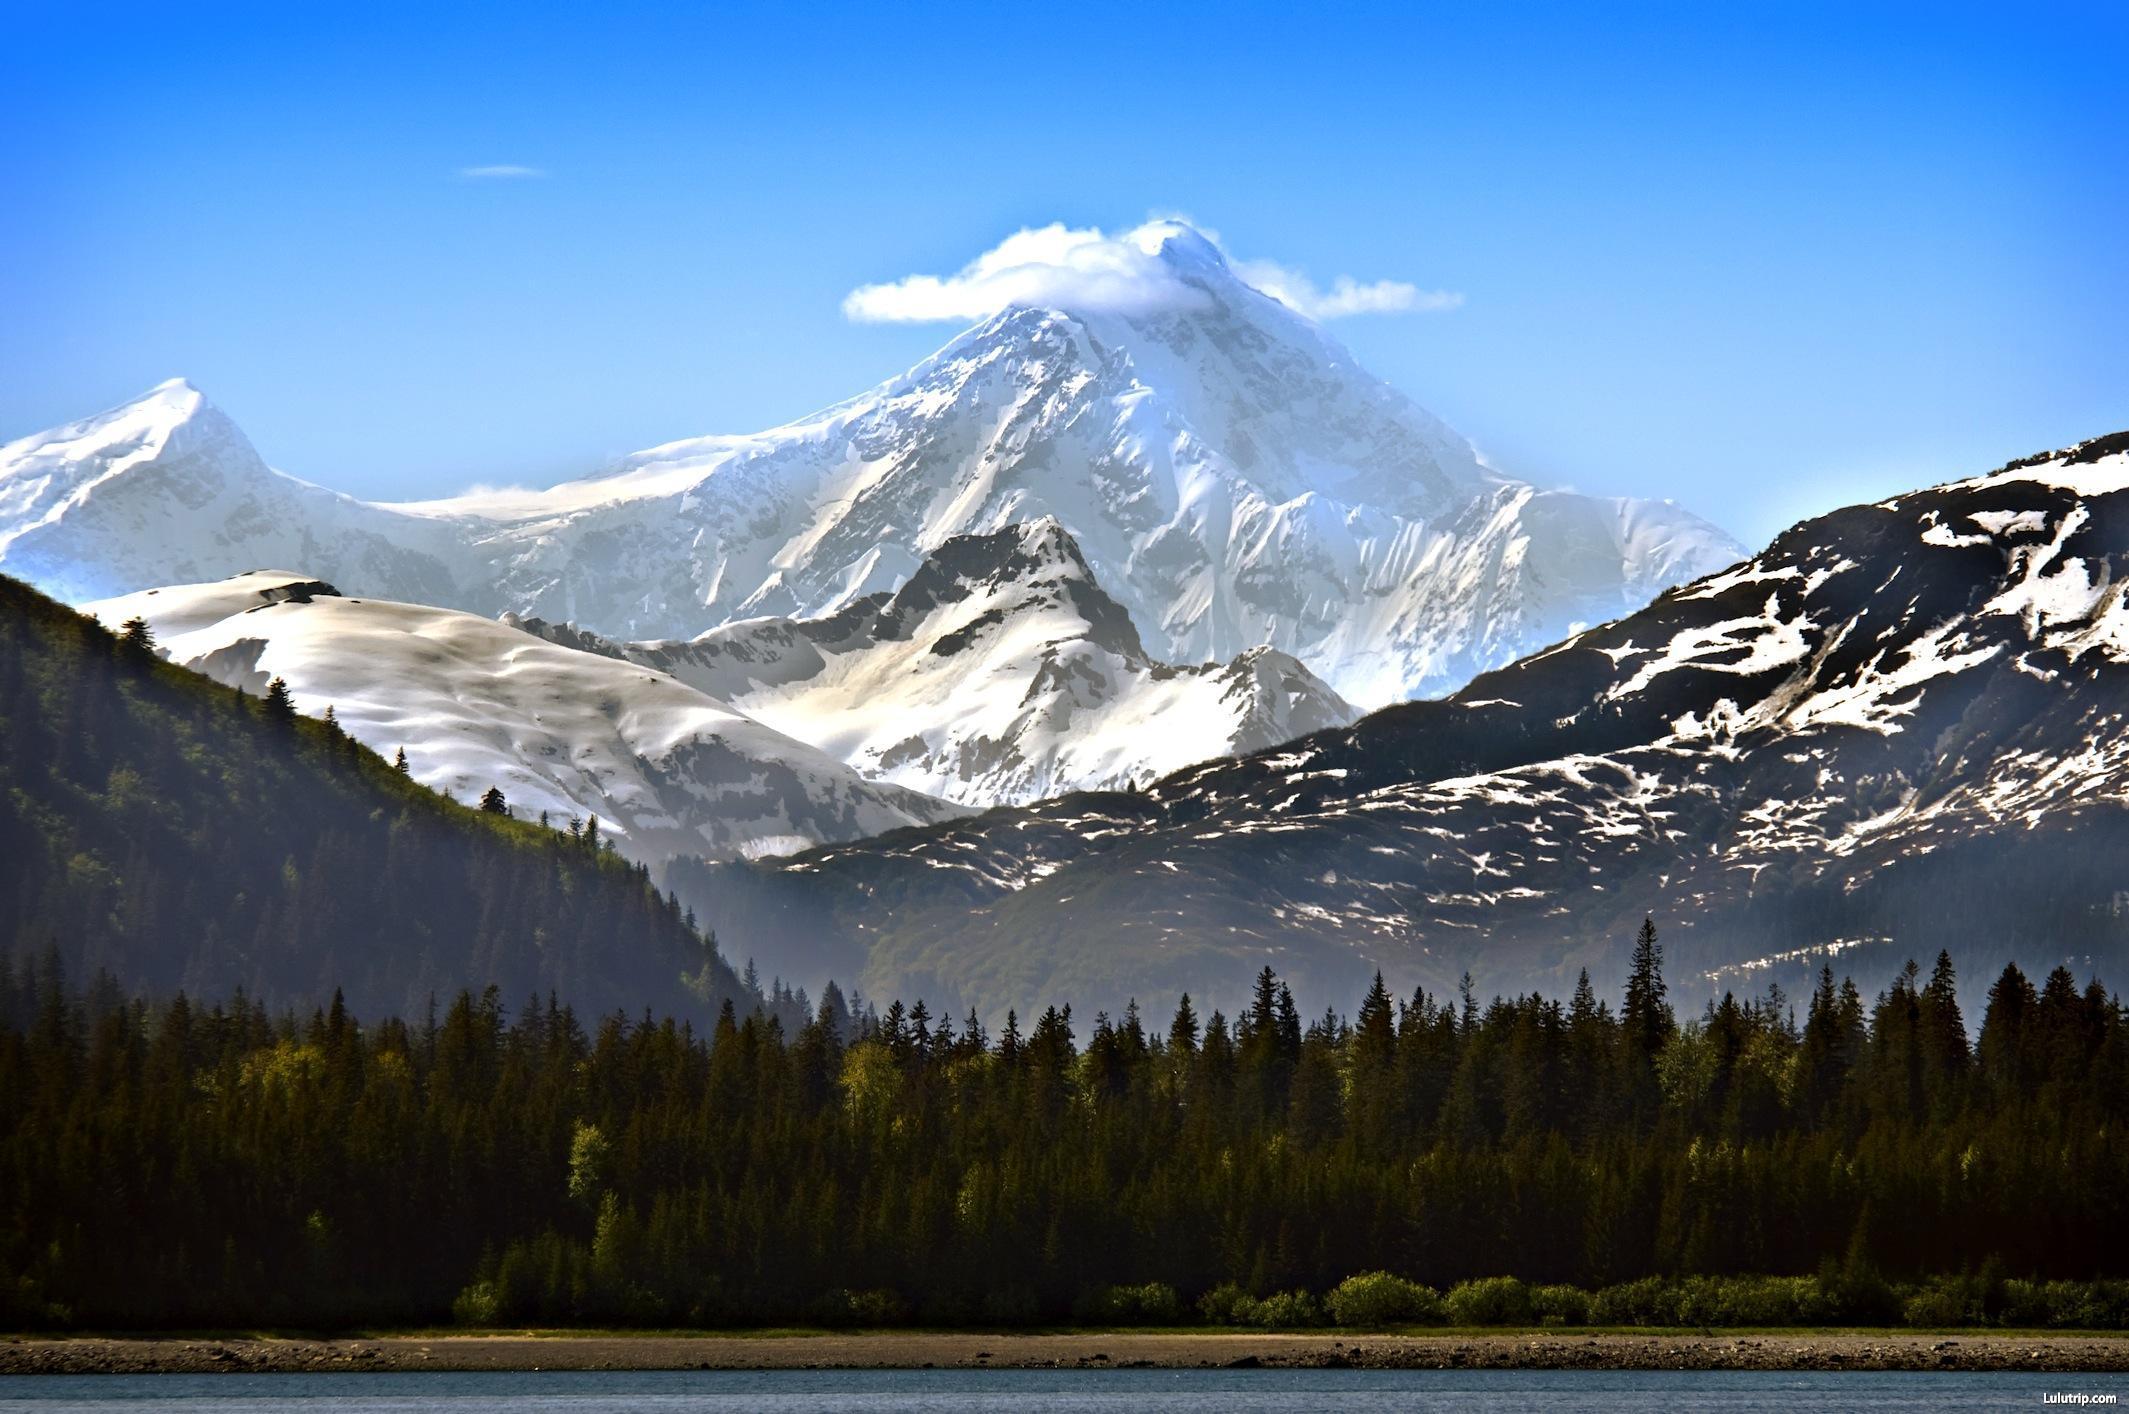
[4,1330,2128,1375]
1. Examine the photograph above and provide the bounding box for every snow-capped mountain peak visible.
[0,378,230,559]
[3,268,1742,715]
[0,380,465,609]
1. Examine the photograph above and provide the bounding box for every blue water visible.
[0,1369,2123,1410]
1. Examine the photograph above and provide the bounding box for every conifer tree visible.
[262,676,297,725]
[1797,964,1846,1119]
[1167,992,1200,1054]
[1622,916,1673,1062]
[478,785,508,815]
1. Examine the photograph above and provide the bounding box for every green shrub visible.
[1672,1274,1830,1327]
[1246,1289,1323,1328]
[1198,1281,1251,1325]
[1530,1283,1590,1326]
[1327,1271,1443,1327]
[1074,1281,1185,1325]
[1817,1260,1901,1326]
[451,1280,500,1327]
[1590,1276,1672,1326]
[1445,1276,1532,1326]
[1999,1279,2129,1329]
[2076,1281,2129,1329]
[1903,1275,1985,1328]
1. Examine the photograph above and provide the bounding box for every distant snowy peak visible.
[0,382,462,607]
[510,518,1359,806]
[2,220,1744,706]
[84,571,964,870]
[868,516,1147,660]
[0,380,243,575]
[424,250,1739,703]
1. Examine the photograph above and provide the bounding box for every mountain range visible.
[0,223,1741,715]
[684,432,2129,1023]
[40,220,2108,1028]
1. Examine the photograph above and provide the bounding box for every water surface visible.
[2,1368,2121,1411]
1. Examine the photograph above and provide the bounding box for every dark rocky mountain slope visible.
[685,433,2129,1022]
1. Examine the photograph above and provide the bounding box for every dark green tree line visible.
[3,931,2124,1330]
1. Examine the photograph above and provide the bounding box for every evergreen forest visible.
[5,931,2127,1331]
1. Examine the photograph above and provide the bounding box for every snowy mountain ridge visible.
[0,380,463,607]
[508,516,1358,805]
[0,221,1743,712]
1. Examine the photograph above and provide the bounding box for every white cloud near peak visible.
[458,164,547,180]
[841,220,1459,325]
[842,223,1205,323]
[1231,260,1464,319]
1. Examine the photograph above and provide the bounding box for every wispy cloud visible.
[842,219,1459,325]
[1230,261,1464,319]
[457,164,547,181]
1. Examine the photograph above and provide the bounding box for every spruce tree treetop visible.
[1168,992,1199,1054]
[1623,916,1674,1061]
[262,675,297,724]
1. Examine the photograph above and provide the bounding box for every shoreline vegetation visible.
[5,1330,2129,1376]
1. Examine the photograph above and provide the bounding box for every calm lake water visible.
[1,1369,2124,1411]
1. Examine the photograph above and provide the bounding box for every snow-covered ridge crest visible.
[509,518,1360,806]
[84,571,966,870]
[0,220,1744,710]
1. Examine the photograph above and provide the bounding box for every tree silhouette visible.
[262,676,297,724]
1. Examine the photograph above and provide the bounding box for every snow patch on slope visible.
[85,572,965,868]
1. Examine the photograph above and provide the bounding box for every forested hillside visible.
[0,573,757,1023]
[5,933,2124,1329]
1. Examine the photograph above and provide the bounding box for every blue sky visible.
[2,1,2122,543]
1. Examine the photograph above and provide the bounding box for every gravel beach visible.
[5,1331,2127,1376]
